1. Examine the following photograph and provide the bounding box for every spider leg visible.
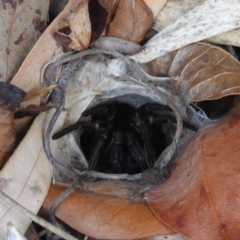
[140,103,171,115]
[52,120,106,139]
[145,115,198,131]
[110,131,122,173]
[82,105,108,116]
[131,118,155,168]
[88,130,109,170]
[126,131,147,170]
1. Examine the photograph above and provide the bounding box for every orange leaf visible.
[108,0,153,43]
[146,97,240,239]
[43,181,174,239]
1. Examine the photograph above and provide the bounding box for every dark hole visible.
[79,101,192,174]
[194,95,235,120]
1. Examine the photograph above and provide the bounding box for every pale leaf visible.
[11,0,86,97]
[207,29,240,47]
[0,0,49,82]
[0,109,66,239]
[131,0,240,63]
[143,0,168,19]
[152,0,240,47]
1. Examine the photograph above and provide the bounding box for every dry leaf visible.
[0,109,16,169]
[147,42,240,102]
[14,116,34,143]
[23,84,57,102]
[53,0,91,50]
[131,0,240,63]
[43,182,174,239]
[108,0,153,43]
[0,0,49,82]
[0,82,26,169]
[7,222,27,240]
[207,29,240,47]
[11,0,88,97]
[146,97,240,240]
[54,0,110,49]
[143,0,168,19]
[152,0,240,47]
[88,0,109,44]
[0,109,67,239]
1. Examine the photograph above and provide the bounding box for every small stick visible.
[0,190,78,240]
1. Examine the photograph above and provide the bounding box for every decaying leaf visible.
[108,0,153,43]
[88,0,109,44]
[146,97,240,240]
[146,42,240,102]
[0,109,16,169]
[207,28,240,47]
[0,82,26,169]
[54,0,112,49]
[53,0,91,50]
[43,182,174,239]
[0,109,67,239]
[11,0,89,96]
[0,0,49,82]
[23,84,57,102]
[131,0,240,62]
[152,0,240,47]
[143,0,168,19]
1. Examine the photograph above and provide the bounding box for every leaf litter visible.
[3,0,240,239]
[0,0,49,82]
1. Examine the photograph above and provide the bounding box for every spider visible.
[52,102,197,174]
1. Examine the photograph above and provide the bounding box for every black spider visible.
[52,102,197,174]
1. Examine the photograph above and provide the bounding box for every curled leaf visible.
[108,0,153,43]
[53,0,91,50]
[43,182,174,239]
[146,98,240,240]
[146,42,240,102]
[88,0,108,44]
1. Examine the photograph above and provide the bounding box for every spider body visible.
[52,102,197,174]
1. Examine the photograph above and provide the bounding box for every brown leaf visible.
[53,0,91,50]
[14,116,34,144]
[0,82,25,169]
[108,0,153,43]
[0,0,49,82]
[11,0,86,96]
[146,98,240,240]
[0,109,16,169]
[14,105,53,119]
[88,0,108,44]
[43,182,174,239]
[148,42,240,102]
